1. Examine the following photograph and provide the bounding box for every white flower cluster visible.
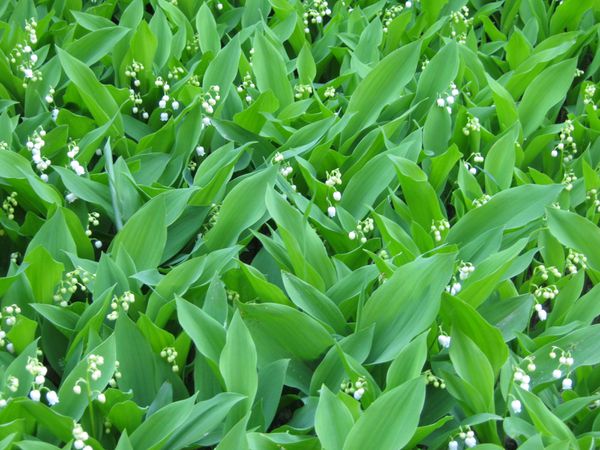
[449,6,472,44]
[294,84,313,99]
[88,353,104,381]
[532,264,560,317]
[348,217,374,244]
[459,261,475,280]
[73,422,93,450]
[190,73,204,89]
[445,262,475,295]
[128,88,145,117]
[323,86,336,98]
[273,153,294,185]
[167,66,185,81]
[85,212,102,249]
[45,88,60,121]
[44,87,59,122]
[53,267,95,308]
[0,304,20,353]
[237,72,255,103]
[341,376,367,401]
[462,116,481,135]
[513,361,535,391]
[201,85,220,114]
[24,18,38,44]
[586,189,600,213]
[436,82,460,114]
[584,83,597,110]
[325,168,342,187]
[45,87,56,106]
[381,4,405,33]
[67,141,85,176]
[533,283,558,300]
[449,429,477,449]
[562,169,577,192]
[536,264,561,281]
[26,128,51,181]
[226,289,240,302]
[549,347,574,390]
[303,0,331,33]
[7,375,19,393]
[465,153,484,175]
[324,168,343,217]
[154,76,178,122]
[125,60,144,87]
[107,291,135,321]
[25,356,60,406]
[566,249,587,274]
[109,360,122,387]
[425,370,446,389]
[160,347,179,372]
[2,192,18,221]
[186,34,200,54]
[472,193,491,208]
[7,19,41,87]
[431,219,450,242]
[551,120,577,162]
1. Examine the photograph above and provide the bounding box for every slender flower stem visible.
[85,371,96,438]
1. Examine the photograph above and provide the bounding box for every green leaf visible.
[176,296,225,363]
[129,394,197,450]
[205,167,277,250]
[343,377,426,450]
[56,47,123,134]
[238,302,334,362]
[360,252,455,363]
[517,58,577,137]
[252,33,294,108]
[343,40,421,141]
[546,207,600,272]
[110,196,167,271]
[315,386,354,450]
[220,312,258,406]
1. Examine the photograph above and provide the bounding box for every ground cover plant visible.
[0,0,599,448]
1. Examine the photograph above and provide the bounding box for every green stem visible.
[85,372,96,438]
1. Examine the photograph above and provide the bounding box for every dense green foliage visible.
[1,0,600,449]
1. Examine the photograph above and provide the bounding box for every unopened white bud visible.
[510,399,522,414]
[29,389,41,402]
[46,390,59,406]
[438,335,451,348]
[353,388,364,400]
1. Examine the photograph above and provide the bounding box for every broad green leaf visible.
[360,252,455,363]
[343,377,426,450]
